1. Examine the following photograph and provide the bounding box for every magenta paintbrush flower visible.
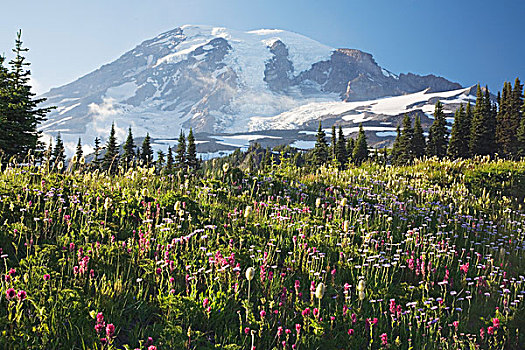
[6,288,15,300]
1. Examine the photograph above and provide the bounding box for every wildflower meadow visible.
[0,158,524,349]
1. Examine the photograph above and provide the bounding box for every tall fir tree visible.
[122,127,136,166]
[518,117,525,158]
[166,146,174,172]
[485,86,497,152]
[92,137,102,169]
[511,78,523,120]
[313,121,329,166]
[464,102,473,156]
[262,148,271,170]
[397,114,414,165]
[336,126,348,169]
[0,55,9,157]
[346,137,355,164]
[509,78,523,158]
[426,101,448,158]
[412,115,426,159]
[352,124,368,165]
[448,105,469,159]
[102,123,119,173]
[496,82,512,157]
[470,85,496,156]
[516,88,525,157]
[51,133,66,166]
[75,138,83,161]
[390,125,402,165]
[0,31,53,159]
[330,125,337,160]
[156,150,165,170]
[175,130,186,168]
[140,133,153,166]
[186,128,199,170]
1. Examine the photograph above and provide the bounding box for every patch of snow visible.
[199,150,235,160]
[146,55,154,66]
[300,126,396,136]
[381,68,399,79]
[249,87,471,131]
[155,42,208,66]
[340,126,396,135]
[210,134,281,148]
[58,103,81,115]
[376,131,397,137]
[58,97,80,104]
[342,113,373,123]
[40,116,73,130]
[262,38,280,48]
[290,140,317,149]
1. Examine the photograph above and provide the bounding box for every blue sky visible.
[1,0,523,95]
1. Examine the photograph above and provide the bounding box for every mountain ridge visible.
[39,24,463,154]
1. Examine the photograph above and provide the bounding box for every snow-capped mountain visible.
[40,24,463,154]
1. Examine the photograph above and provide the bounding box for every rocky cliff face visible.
[40,25,461,153]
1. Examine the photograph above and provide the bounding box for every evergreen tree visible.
[166,146,174,172]
[0,55,9,157]
[92,137,102,169]
[485,87,497,153]
[102,123,119,173]
[390,125,402,165]
[470,85,496,156]
[156,150,165,170]
[507,78,523,158]
[122,127,136,166]
[518,116,525,158]
[352,124,368,165]
[412,115,426,159]
[512,78,523,121]
[51,133,66,167]
[186,128,199,170]
[335,126,347,169]
[397,114,414,164]
[346,137,355,163]
[313,121,329,166]
[75,138,83,161]
[426,101,448,157]
[448,105,469,159]
[517,88,525,157]
[464,102,473,156]
[330,125,337,160]
[496,82,511,157]
[175,130,186,168]
[140,133,153,166]
[262,148,272,170]
[0,31,53,159]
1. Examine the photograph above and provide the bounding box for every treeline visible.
[392,80,524,165]
[203,124,383,174]
[312,122,370,169]
[46,124,201,174]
